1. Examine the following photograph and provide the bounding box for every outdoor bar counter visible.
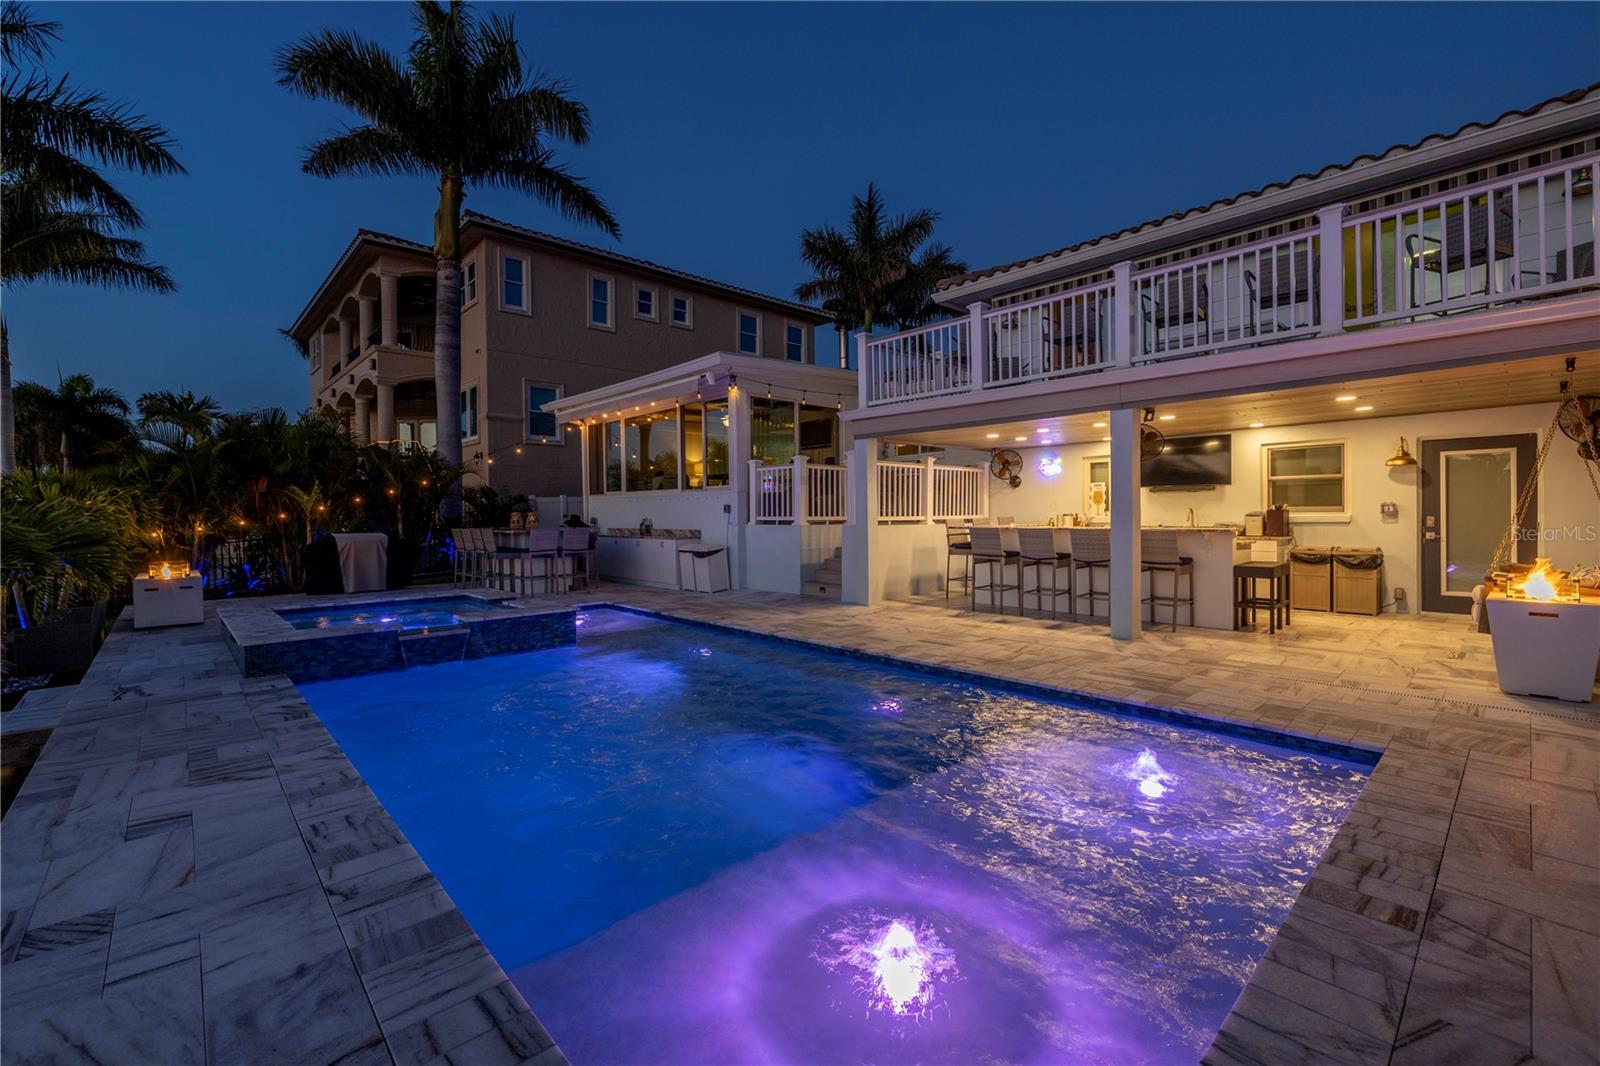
[971,526,1247,629]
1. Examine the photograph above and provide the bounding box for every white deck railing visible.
[747,459,849,524]
[859,152,1597,407]
[984,282,1118,384]
[1342,155,1596,328]
[877,458,988,523]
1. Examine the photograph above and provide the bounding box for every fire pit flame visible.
[1507,558,1577,603]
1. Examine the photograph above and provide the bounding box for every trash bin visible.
[677,542,730,593]
[1333,548,1383,616]
[1289,549,1333,612]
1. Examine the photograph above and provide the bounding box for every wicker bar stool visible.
[1018,527,1074,619]
[942,520,973,600]
[1141,530,1194,630]
[968,526,1020,615]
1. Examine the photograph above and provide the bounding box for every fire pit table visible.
[1486,585,1600,703]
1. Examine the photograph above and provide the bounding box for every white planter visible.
[1485,593,1600,703]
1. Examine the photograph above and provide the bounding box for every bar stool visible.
[451,529,470,586]
[1234,560,1292,633]
[1141,530,1194,631]
[1018,527,1074,619]
[501,529,562,593]
[1068,528,1112,619]
[968,526,1020,615]
[942,520,973,600]
[559,527,596,590]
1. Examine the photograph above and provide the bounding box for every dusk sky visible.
[8,2,1598,413]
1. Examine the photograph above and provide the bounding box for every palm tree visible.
[276,0,620,513]
[795,184,966,368]
[19,373,132,471]
[137,389,221,452]
[0,0,185,474]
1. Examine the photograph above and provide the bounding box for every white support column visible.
[376,384,396,444]
[1317,204,1346,335]
[844,453,857,526]
[854,332,869,406]
[968,301,989,388]
[1112,260,1134,365]
[728,382,752,586]
[843,436,883,605]
[353,394,372,446]
[1108,406,1142,640]
[357,296,375,350]
[745,459,764,526]
[337,317,353,361]
[379,274,399,347]
[919,454,938,522]
[791,455,809,525]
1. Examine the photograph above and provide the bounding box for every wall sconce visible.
[1385,437,1418,467]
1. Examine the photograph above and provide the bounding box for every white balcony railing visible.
[861,152,1598,407]
[748,458,849,524]
[877,457,988,523]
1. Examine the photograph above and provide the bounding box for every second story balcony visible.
[861,152,1597,409]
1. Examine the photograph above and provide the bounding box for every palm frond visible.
[2,73,184,176]
[0,1,58,66]
[301,124,430,179]
[480,150,619,238]
[274,30,415,129]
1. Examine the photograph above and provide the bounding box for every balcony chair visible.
[1141,530,1194,631]
[968,526,1021,616]
[1018,528,1074,619]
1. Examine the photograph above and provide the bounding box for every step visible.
[802,581,842,598]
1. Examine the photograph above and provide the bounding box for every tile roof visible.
[940,82,1600,292]
[460,211,831,321]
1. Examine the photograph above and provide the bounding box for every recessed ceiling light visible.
[1014,435,1028,442]
[1335,394,1357,402]
[1158,414,1176,421]
[1249,421,1264,428]
[985,432,1000,439]
[1092,421,1107,429]
[1101,436,1111,442]
[1036,429,1050,436]
[1354,405,1374,412]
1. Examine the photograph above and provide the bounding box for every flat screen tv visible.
[1143,433,1232,487]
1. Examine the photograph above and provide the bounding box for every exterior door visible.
[1420,434,1537,613]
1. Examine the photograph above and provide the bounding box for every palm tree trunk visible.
[433,173,464,520]
[0,322,13,476]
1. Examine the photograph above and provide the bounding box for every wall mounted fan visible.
[1556,395,1600,460]
[990,449,1024,488]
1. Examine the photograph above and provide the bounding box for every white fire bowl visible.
[1486,593,1600,703]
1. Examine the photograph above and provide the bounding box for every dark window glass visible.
[527,385,558,439]
[786,324,804,361]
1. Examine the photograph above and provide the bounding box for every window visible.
[670,293,693,328]
[589,273,613,329]
[738,310,761,355]
[604,421,622,492]
[751,397,796,465]
[502,255,527,311]
[463,258,478,305]
[681,400,729,489]
[310,336,321,371]
[785,323,805,362]
[460,384,479,440]
[526,384,560,441]
[624,409,678,491]
[635,285,657,321]
[1264,442,1346,512]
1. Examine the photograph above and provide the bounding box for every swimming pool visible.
[301,607,1369,1065]
[276,595,512,631]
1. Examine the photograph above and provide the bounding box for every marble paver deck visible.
[3,583,1597,1065]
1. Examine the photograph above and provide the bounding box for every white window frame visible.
[1261,439,1349,520]
[737,308,762,355]
[463,256,479,307]
[670,292,694,329]
[500,253,529,313]
[784,321,807,362]
[634,284,658,322]
[460,382,480,443]
[588,271,615,331]
[524,381,563,444]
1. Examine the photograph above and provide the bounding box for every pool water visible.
[300,608,1369,1066]
[277,596,507,631]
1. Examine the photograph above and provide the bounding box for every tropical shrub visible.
[1,471,143,627]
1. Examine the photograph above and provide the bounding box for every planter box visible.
[1485,593,1600,703]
